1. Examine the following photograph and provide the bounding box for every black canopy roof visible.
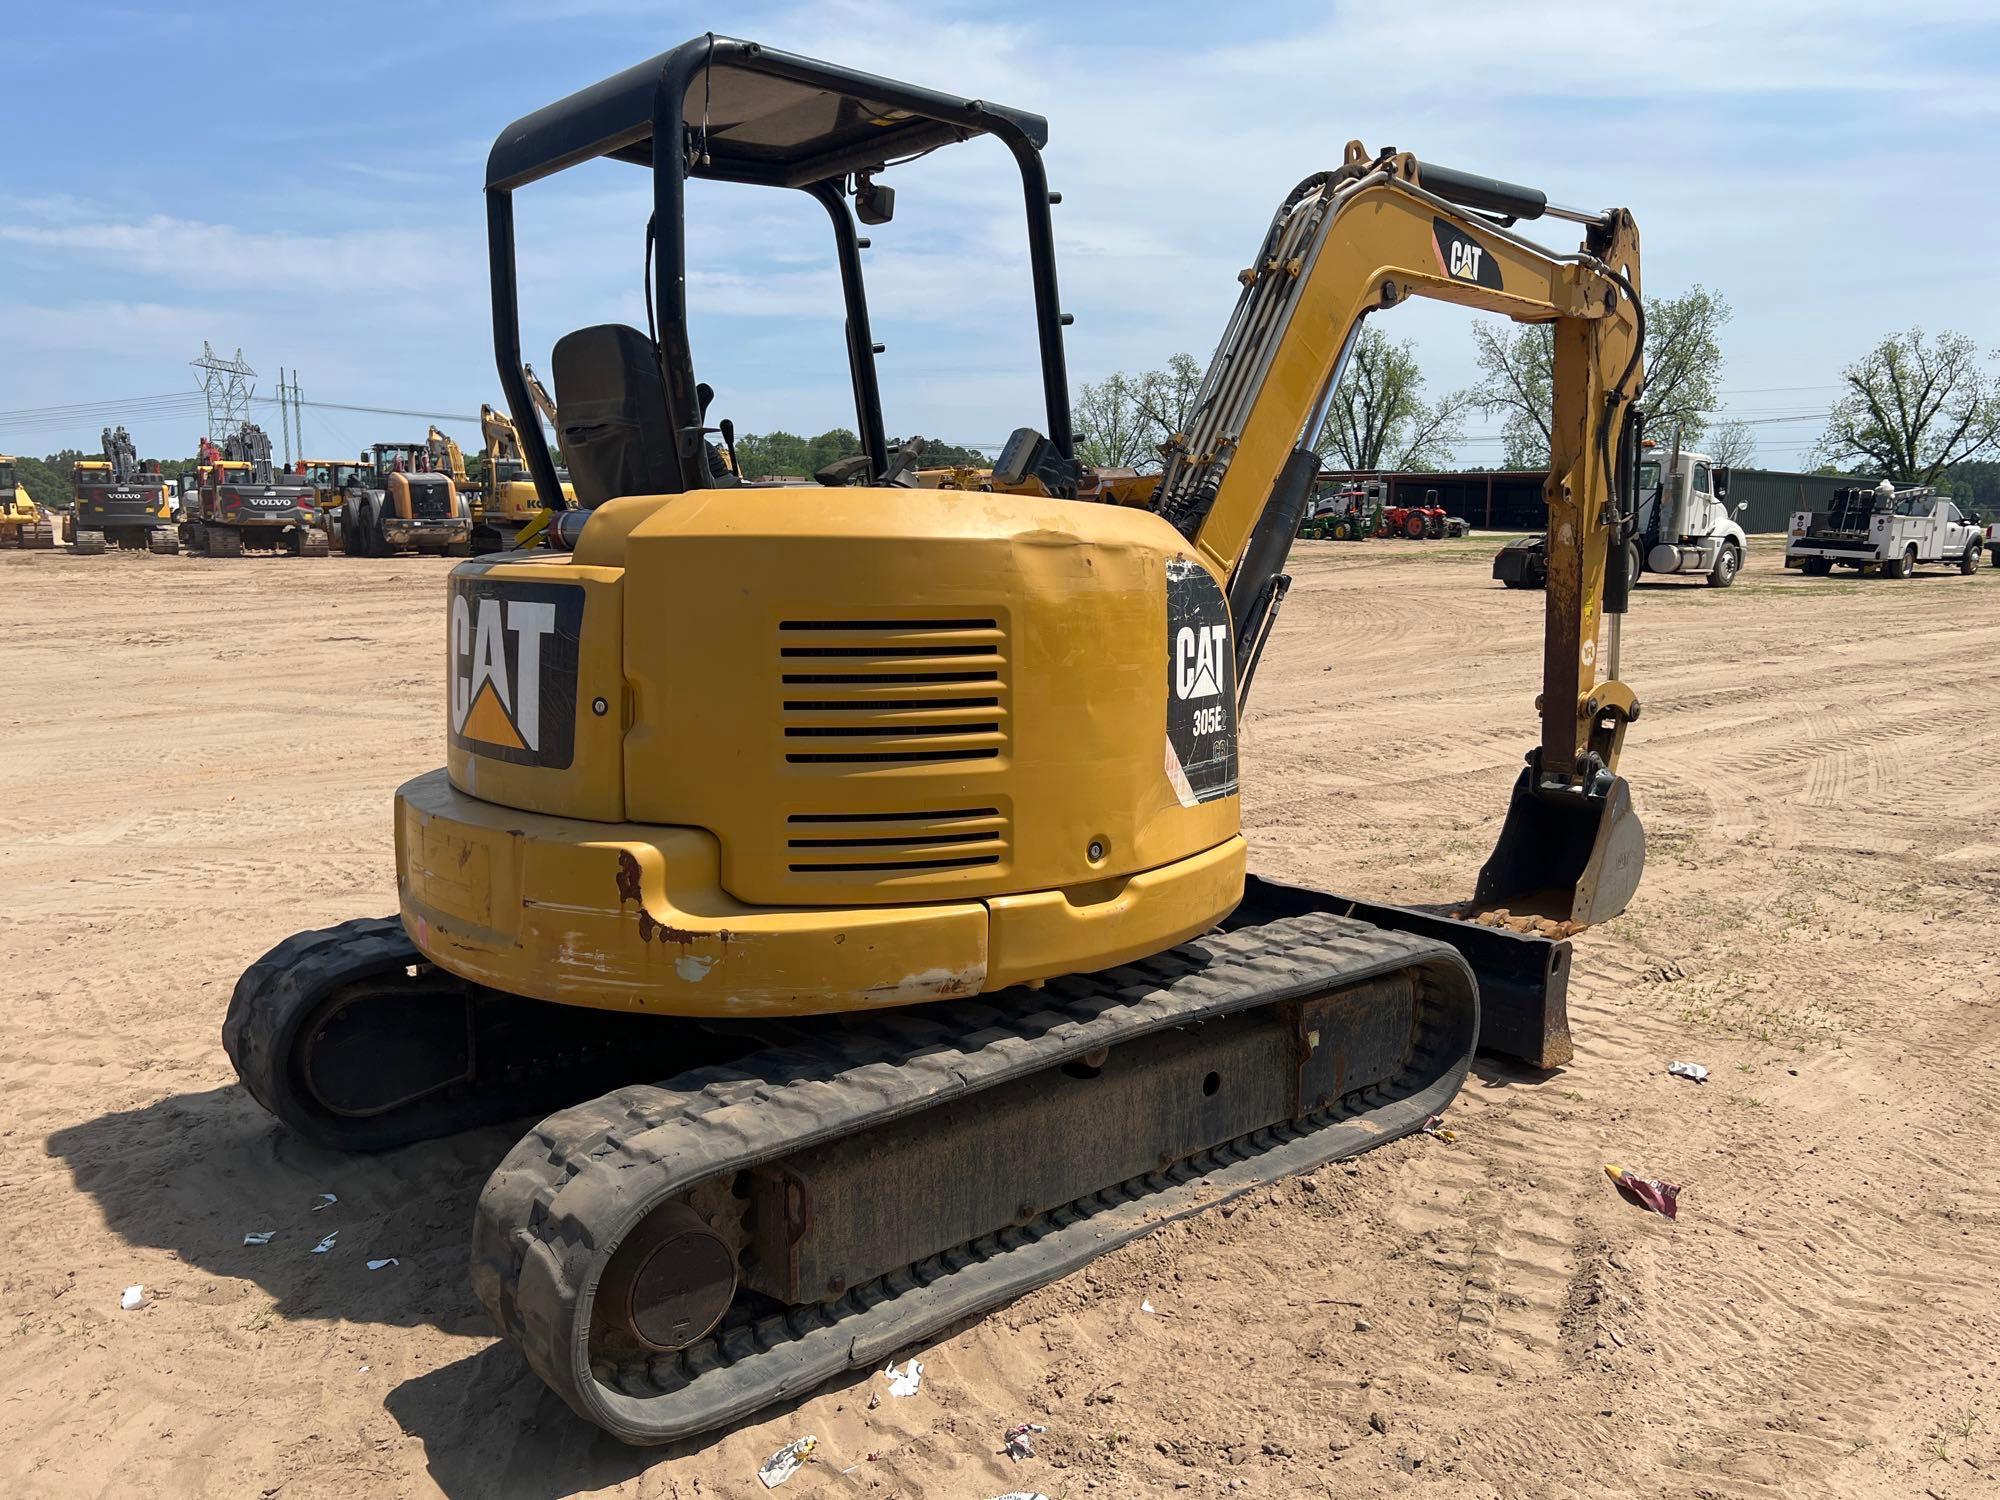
[487,37,1051,191]
[485,36,1072,504]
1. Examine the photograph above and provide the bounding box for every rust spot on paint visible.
[634,907,700,947]
[614,850,643,904]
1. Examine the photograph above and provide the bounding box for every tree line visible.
[16,324,1995,506]
[1071,298,2000,498]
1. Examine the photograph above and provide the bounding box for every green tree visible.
[1938,459,1999,513]
[1472,285,1731,466]
[806,429,862,475]
[1313,326,1472,472]
[1814,328,2000,484]
[916,439,989,469]
[1469,322,1555,468]
[1071,352,1209,472]
[734,429,812,479]
[1133,352,1204,445]
[17,450,84,507]
[1638,286,1731,441]
[1073,371,1153,469]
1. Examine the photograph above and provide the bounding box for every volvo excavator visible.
[222,38,1647,1445]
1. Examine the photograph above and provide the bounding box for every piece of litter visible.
[311,1231,339,1254]
[882,1358,924,1397]
[1420,1114,1458,1143]
[243,1231,275,1246]
[1605,1164,1681,1219]
[1139,1297,1174,1316]
[1003,1422,1048,1460]
[366,1258,399,1271]
[358,1365,369,1373]
[866,1390,881,1411]
[1667,1061,1709,1084]
[987,1493,1052,1500]
[120,1285,145,1311]
[758,1435,816,1488]
[313,1193,337,1211]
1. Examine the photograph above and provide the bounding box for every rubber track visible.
[222,916,451,1149]
[225,915,767,1153]
[472,911,1477,1444]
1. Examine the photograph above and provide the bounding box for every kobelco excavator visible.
[471,398,575,553]
[223,37,1648,1445]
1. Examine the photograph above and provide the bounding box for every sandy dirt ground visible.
[3,535,1997,1500]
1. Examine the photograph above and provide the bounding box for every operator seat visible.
[550,324,680,507]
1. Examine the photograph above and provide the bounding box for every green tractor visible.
[1299,478,1385,540]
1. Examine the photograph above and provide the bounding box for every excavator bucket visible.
[1475,767,1646,929]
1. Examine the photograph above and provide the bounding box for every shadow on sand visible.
[46,1082,519,1335]
[44,1080,881,1497]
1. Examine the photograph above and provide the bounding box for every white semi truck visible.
[1492,443,1748,590]
[1785,482,1983,578]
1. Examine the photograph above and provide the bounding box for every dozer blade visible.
[1231,876,1576,1070]
[1474,766,1645,928]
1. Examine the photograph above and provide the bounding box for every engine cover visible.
[440,487,1241,909]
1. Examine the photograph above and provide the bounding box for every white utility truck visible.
[1492,442,1747,589]
[1786,482,1982,578]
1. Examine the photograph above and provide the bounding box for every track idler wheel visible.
[594,1201,739,1354]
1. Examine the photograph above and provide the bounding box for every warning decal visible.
[1165,556,1238,806]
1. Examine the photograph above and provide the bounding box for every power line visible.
[251,394,480,425]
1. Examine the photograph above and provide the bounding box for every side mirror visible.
[1734,501,1747,516]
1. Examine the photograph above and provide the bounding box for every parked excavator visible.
[66,427,178,553]
[471,398,575,552]
[0,455,57,548]
[182,424,322,557]
[223,38,1647,1446]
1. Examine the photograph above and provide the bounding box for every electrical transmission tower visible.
[191,342,256,441]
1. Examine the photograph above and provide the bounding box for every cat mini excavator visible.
[222,38,1647,1444]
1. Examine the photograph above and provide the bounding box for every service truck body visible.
[1786,483,1981,577]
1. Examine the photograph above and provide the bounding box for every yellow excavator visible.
[0,456,57,548]
[471,398,575,552]
[223,38,1647,1445]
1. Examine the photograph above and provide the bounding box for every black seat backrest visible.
[550,324,680,507]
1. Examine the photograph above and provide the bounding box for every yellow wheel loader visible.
[223,37,1649,1445]
[335,441,471,557]
[0,456,57,549]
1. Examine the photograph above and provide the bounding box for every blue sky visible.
[3,0,1997,468]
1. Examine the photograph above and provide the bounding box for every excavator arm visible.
[480,402,526,464]
[1156,143,1646,924]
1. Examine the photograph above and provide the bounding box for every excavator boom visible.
[1158,143,1645,924]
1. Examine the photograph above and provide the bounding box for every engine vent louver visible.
[778,617,1007,766]
[785,806,1006,874]
[777,616,1010,876]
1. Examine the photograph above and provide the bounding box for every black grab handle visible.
[1418,163,1547,222]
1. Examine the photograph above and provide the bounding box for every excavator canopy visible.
[485,36,1073,507]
